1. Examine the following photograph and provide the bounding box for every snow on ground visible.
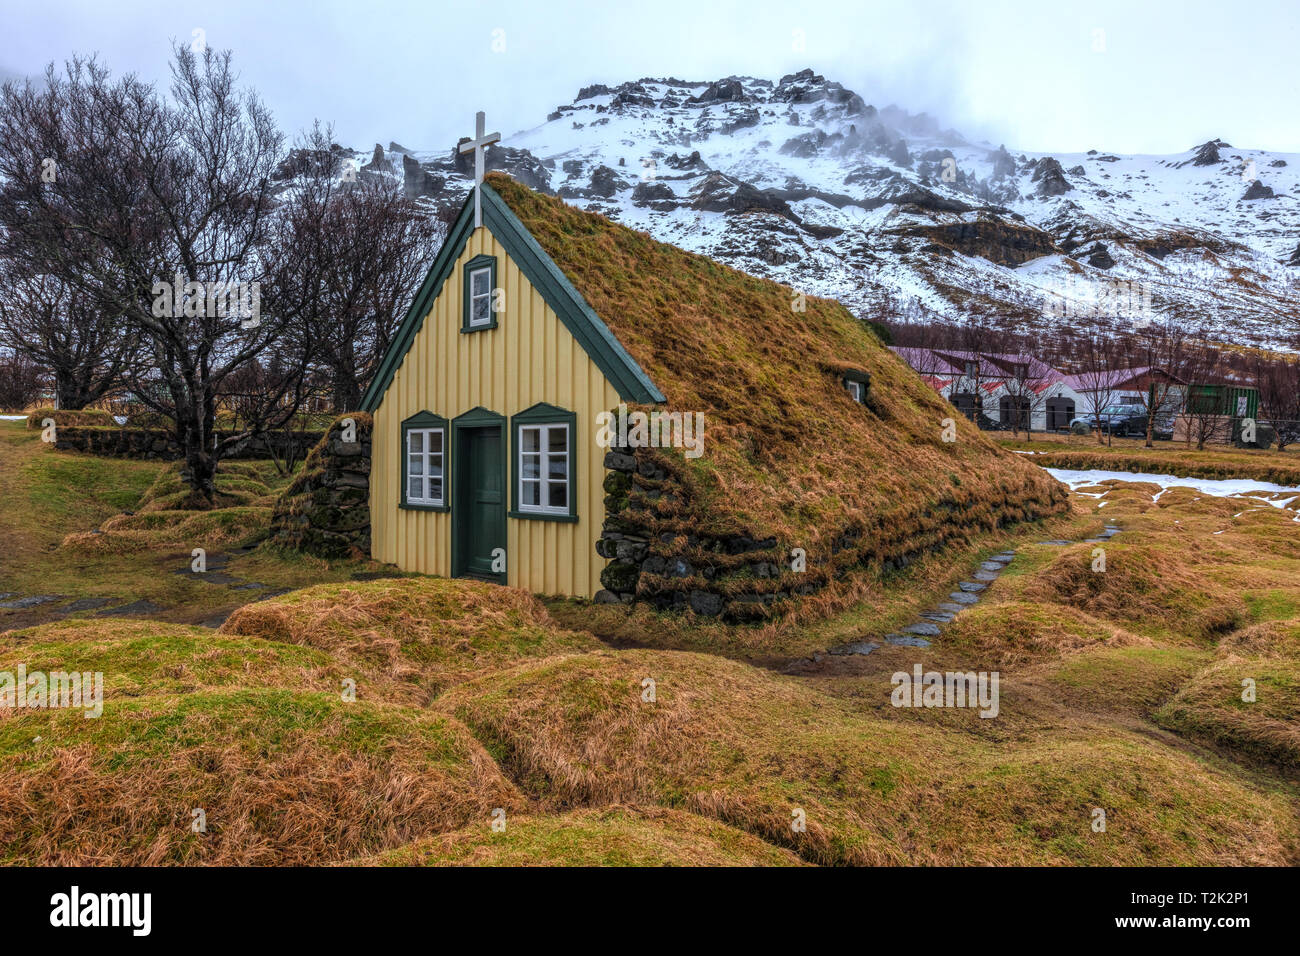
[1045,467,1300,505]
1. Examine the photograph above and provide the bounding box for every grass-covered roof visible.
[488,172,1067,549]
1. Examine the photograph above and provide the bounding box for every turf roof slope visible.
[488,172,1068,556]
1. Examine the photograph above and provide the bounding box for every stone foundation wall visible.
[595,444,1068,622]
[267,415,372,558]
[53,426,325,461]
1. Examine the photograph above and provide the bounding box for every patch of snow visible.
[1045,467,1300,503]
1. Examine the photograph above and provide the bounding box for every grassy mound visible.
[1222,618,1300,658]
[438,648,1299,865]
[1154,620,1300,775]
[1039,645,1213,718]
[219,578,602,703]
[25,407,114,428]
[136,461,280,512]
[1012,541,1247,641]
[0,620,343,700]
[61,506,272,555]
[0,689,521,865]
[362,807,806,866]
[936,601,1122,667]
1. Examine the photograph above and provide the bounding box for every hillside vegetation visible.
[1,420,1297,865]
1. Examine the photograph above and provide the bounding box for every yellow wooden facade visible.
[370,226,621,597]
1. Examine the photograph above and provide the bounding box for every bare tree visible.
[996,347,1060,441]
[1180,343,1232,450]
[1125,316,1190,448]
[0,49,312,502]
[936,314,1002,425]
[1252,353,1300,450]
[0,263,137,408]
[1071,321,1123,445]
[218,350,326,474]
[281,124,439,412]
[0,347,44,410]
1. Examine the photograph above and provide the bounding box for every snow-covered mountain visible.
[343,70,1300,347]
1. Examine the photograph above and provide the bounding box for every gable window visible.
[964,360,978,378]
[400,411,450,510]
[510,403,578,522]
[462,254,498,332]
[841,369,870,406]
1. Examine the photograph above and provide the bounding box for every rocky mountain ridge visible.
[331,70,1300,347]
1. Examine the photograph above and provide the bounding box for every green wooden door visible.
[454,425,505,583]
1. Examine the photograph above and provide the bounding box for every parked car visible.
[1070,404,1173,439]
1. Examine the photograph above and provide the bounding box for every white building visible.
[891,348,1084,432]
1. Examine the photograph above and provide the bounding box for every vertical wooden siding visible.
[371,226,620,597]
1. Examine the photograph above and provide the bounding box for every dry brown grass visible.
[1152,615,1300,776]
[435,648,1299,865]
[60,507,272,555]
[359,806,807,866]
[0,689,523,865]
[0,619,346,700]
[1011,541,1248,642]
[935,600,1137,668]
[1155,656,1300,776]
[220,577,602,704]
[489,173,1067,556]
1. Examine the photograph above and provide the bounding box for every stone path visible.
[820,522,1123,660]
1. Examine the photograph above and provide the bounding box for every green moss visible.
[0,620,339,700]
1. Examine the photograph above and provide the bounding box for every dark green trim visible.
[507,511,579,523]
[461,254,498,333]
[510,402,578,522]
[450,407,507,585]
[399,410,449,512]
[359,183,664,413]
[479,185,663,404]
[455,406,508,428]
[360,189,476,413]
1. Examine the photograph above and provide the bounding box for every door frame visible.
[450,406,507,585]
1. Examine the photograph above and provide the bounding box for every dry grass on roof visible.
[488,172,1065,544]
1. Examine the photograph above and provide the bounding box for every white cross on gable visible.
[458,111,501,229]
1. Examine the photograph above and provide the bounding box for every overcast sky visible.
[3,0,1298,156]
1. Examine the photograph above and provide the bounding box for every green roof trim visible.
[359,183,664,413]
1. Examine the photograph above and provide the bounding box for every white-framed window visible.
[846,380,863,403]
[468,267,493,327]
[518,423,569,515]
[406,427,445,506]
